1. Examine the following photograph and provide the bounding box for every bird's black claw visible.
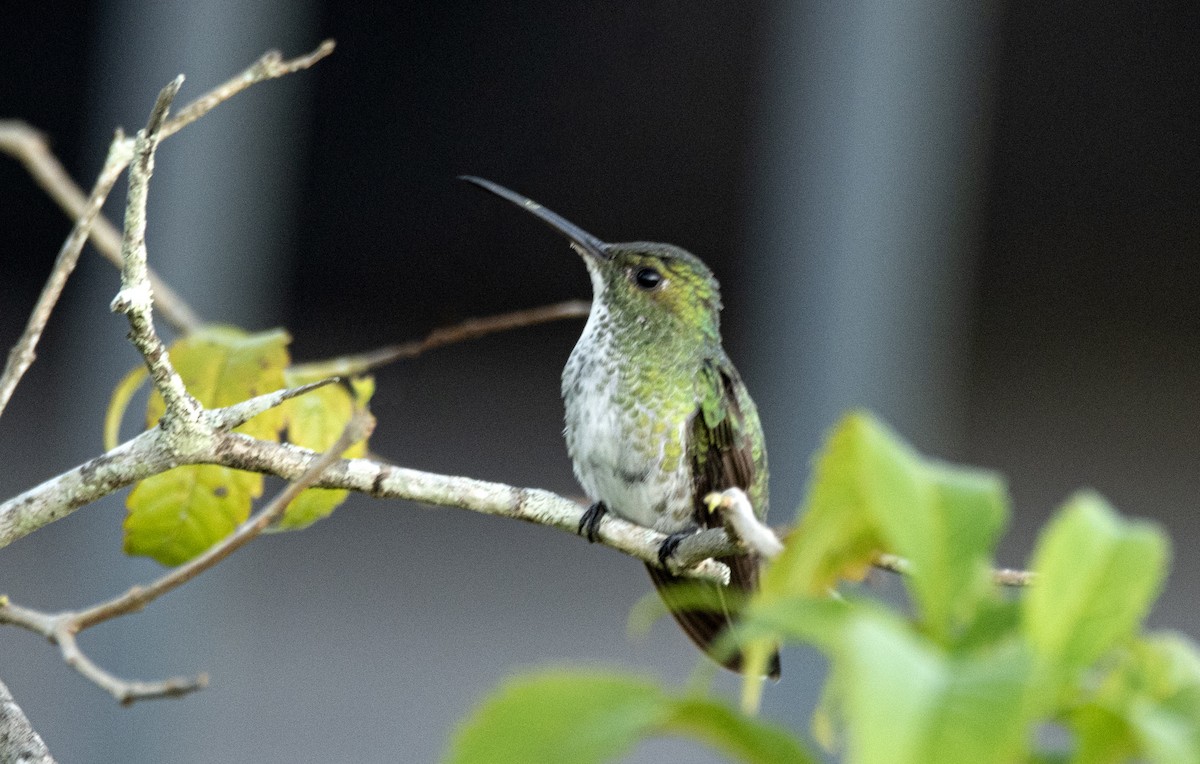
[657,529,696,568]
[578,501,608,543]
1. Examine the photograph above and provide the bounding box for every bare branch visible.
[0,677,55,763]
[0,429,170,546]
[0,135,127,421]
[207,376,342,431]
[989,566,1035,587]
[110,77,203,428]
[287,300,591,379]
[0,410,370,704]
[0,41,337,336]
[217,433,733,584]
[700,490,1035,587]
[871,552,1033,587]
[161,41,335,139]
[0,424,732,585]
[0,121,199,332]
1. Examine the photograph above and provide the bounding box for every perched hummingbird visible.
[462,177,779,678]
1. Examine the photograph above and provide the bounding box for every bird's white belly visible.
[564,372,695,533]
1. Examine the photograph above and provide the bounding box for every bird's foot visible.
[657,529,698,569]
[578,501,608,543]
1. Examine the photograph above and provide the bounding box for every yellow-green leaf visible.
[1024,493,1169,675]
[270,376,374,531]
[759,412,888,600]
[124,464,259,566]
[445,670,813,764]
[146,325,291,441]
[104,363,148,450]
[123,325,290,564]
[840,614,1034,764]
[1070,633,1200,763]
[761,412,1007,642]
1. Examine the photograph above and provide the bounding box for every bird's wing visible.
[645,355,778,678]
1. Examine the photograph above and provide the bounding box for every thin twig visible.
[701,491,1035,587]
[287,300,591,379]
[0,41,336,335]
[990,566,1035,587]
[161,41,335,139]
[0,134,127,421]
[871,552,1033,588]
[76,411,374,632]
[0,411,371,704]
[0,121,199,332]
[110,77,203,429]
[207,376,342,431]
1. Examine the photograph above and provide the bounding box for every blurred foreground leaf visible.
[445,671,812,764]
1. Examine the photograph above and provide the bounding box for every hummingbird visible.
[461,176,779,678]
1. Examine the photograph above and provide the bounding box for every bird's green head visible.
[461,177,723,340]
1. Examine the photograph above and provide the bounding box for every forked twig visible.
[0,410,372,704]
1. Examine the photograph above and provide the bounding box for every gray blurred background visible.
[1,2,1198,762]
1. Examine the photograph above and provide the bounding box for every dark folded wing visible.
[647,355,779,678]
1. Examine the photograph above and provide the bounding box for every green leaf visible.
[1072,633,1200,763]
[1023,492,1169,675]
[1070,704,1138,764]
[761,412,1007,642]
[271,376,374,531]
[658,697,814,764]
[124,326,291,564]
[839,614,1033,764]
[447,672,661,764]
[124,464,258,566]
[1133,685,1200,764]
[734,595,853,653]
[445,671,813,764]
[896,460,1008,641]
[146,325,291,440]
[760,412,887,599]
[104,363,148,450]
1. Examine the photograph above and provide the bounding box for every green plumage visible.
[463,177,778,678]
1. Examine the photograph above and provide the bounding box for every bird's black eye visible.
[634,267,663,290]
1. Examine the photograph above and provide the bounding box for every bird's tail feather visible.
[645,559,781,680]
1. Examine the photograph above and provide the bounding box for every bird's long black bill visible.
[459,175,609,260]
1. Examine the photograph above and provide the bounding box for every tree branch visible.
[160,41,335,140]
[287,300,591,379]
[871,552,1034,587]
[0,411,372,704]
[0,121,199,333]
[0,677,55,763]
[109,76,204,432]
[0,425,733,585]
[0,134,127,421]
[704,488,785,560]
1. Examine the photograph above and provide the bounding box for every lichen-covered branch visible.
[0,412,371,705]
[0,677,56,763]
[0,430,733,586]
[109,76,204,431]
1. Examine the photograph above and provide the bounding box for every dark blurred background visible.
[1,2,1198,762]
